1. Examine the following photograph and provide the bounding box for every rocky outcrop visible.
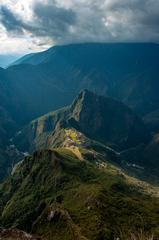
[0,228,41,240]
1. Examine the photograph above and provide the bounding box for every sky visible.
[0,0,159,55]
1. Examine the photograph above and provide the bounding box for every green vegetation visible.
[1,148,159,239]
[1,90,159,239]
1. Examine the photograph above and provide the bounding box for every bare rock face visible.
[0,228,41,240]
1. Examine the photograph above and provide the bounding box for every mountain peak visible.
[14,90,150,154]
[70,90,150,150]
[75,89,96,101]
[71,89,97,109]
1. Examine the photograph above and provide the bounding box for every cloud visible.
[32,0,159,43]
[101,0,159,41]
[0,5,30,34]
[32,1,76,41]
[0,0,159,54]
[0,1,77,46]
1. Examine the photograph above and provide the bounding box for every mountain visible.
[12,43,159,116]
[144,109,159,133]
[14,90,150,153]
[13,90,159,185]
[1,90,159,239]
[1,42,159,128]
[0,67,22,181]
[0,67,18,137]
[10,53,36,66]
[0,43,158,143]
[1,43,159,181]
[10,48,55,66]
[1,148,159,240]
[0,55,20,68]
[121,133,159,184]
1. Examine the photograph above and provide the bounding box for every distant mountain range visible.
[0,55,20,68]
[2,43,159,125]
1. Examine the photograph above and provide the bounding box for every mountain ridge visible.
[1,90,159,239]
[12,90,159,185]
[2,42,159,122]
[10,42,159,67]
[14,90,150,153]
[1,148,159,239]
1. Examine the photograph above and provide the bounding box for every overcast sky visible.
[0,0,159,54]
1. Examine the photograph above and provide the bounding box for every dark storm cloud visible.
[103,0,159,41]
[0,0,159,44]
[0,6,24,33]
[0,5,36,35]
[32,2,76,40]
[108,0,159,27]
